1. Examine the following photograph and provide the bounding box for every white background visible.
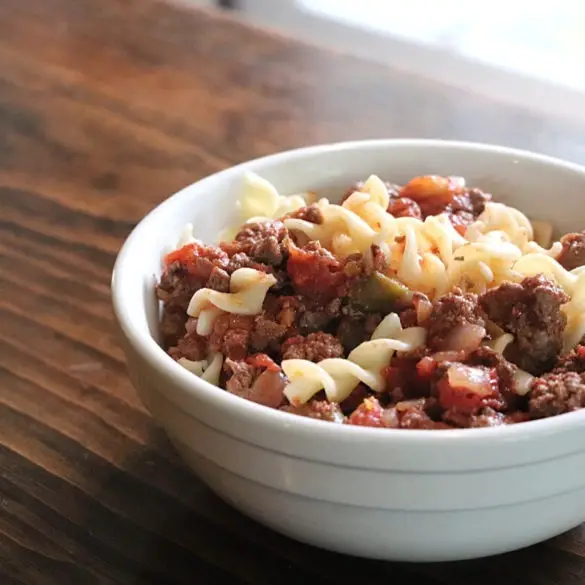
[188,0,585,122]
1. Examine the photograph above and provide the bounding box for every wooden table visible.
[3,1,585,583]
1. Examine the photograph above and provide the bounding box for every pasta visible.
[187,268,277,335]
[285,199,381,255]
[157,168,585,431]
[176,223,197,249]
[282,313,426,405]
[467,202,561,257]
[488,334,534,395]
[445,233,524,295]
[178,353,224,386]
[219,171,309,241]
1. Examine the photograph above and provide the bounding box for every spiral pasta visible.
[445,232,524,294]
[282,313,427,405]
[187,268,277,335]
[176,223,197,249]
[178,353,224,386]
[467,202,559,257]
[560,272,585,353]
[285,178,471,298]
[219,171,309,241]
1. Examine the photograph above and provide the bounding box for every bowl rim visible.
[112,138,585,447]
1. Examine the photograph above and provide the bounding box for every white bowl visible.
[112,139,585,562]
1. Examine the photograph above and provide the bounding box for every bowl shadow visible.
[80,426,585,585]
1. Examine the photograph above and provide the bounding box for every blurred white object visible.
[239,0,585,122]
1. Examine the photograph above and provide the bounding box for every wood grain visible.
[2,0,585,583]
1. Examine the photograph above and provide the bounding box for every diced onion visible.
[414,295,433,323]
[250,370,287,408]
[443,324,486,352]
[446,364,494,396]
[395,399,426,412]
[431,350,467,363]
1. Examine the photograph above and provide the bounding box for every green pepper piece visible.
[350,272,409,313]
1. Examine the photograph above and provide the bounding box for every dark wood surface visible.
[3,0,585,583]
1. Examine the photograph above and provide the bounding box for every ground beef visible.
[467,346,518,397]
[157,245,236,348]
[336,313,383,353]
[156,262,202,311]
[425,290,485,351]
[281,400,345,423]
[442,188,490,233]
[467,188,491,216]
[388,398,452,429]
[224,252,267,274]
[529,371,585,418]
[168,327,208,361]
[224,359,285,408]
[396,399,450,429]
[554,345,585,374]
[383,347,432,401]
[249,295,303,353]
[157,242,234,302]
[224,359,256,394]
[221,221,288,266]
[281,332,344,362]
[206,266,230,293]
[479,275,569,375]
[444,407,506,428]
[159,309,189,348]
[208,295,304,358]
[250,315,288,353]
[445,194,475,232]
[557,231,585,270]
[345,396,451,429]
[370,245,389,273]
[285,204,324,224]
[209,314,255,361]
[299,297,343,333]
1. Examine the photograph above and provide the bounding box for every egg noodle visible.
[282,313,426,405]
[173,171,584,403]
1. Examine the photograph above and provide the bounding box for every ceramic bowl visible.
[112,140,585,562]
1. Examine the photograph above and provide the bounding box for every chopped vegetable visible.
[349,272,409,313]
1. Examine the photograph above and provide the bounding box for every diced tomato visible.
[437,365,502,414]
[286,244,347,300]
[163,241,229,270]
[164,242,199,266]
[347,397,386,428]
[416,356,437,378]
[400,175,457,207]
[246,353,281,372]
